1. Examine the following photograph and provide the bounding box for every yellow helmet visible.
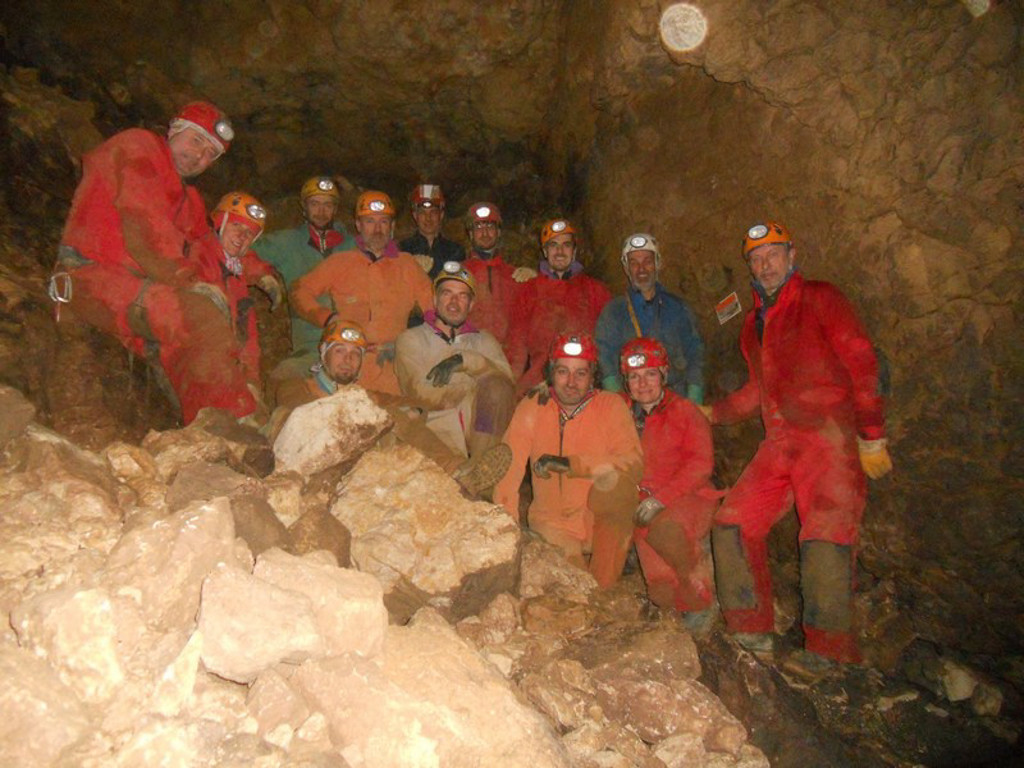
[301,176,341,203]
[212,191,267,236]
[355,190,396,218]
[432,260,476,295]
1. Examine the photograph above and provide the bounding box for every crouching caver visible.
[272,317,512,498]
[704,221,892,672]
[395,261,516,459]
[54,101,258,423]
[495,332,642,588]
[621,338,722,632]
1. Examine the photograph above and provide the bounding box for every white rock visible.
[331,444,520,620]
[273,386,392,478]
[254,548,387,659]
[939,658,978,702]
[102,498,237,632]
[197,565,324,683]
[292,607,571,768]
[263,470,306,527]
[0,645,90,768]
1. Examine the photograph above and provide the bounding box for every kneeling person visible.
[621,338,721,630]
[395,261,516,459]
[275,317,511,497]
[495,333,642,588]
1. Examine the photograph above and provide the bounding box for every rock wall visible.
[544,0,1023,657]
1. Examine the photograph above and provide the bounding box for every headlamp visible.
[563,341,583,356]
[747,224,769,240]
[214,119,234,142]
[626,353,647,368]
[551,220,567,233]
[246,204,266,221]
[474,206,491,219]
[418,201,435,209]
[629,235,648,249]
[442,261,461,274]
[340,328,363,343]
[317,178,335,191]
[369,200,386,212]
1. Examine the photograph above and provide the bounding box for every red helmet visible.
[549,332,598,363]
[466,202,502,227]
[411,183,445,209]
[169,101,233,154]
[620,337,669,374]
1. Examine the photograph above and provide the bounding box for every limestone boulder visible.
[330,444,521,621]
[287,506,352,567]
[0,383,35,447]
[273,387,392,479]
[292,608,571,767]
[519,535,598,602]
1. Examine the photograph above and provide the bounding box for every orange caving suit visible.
[627,390,722,613]
[289,240,434,396]
[711,272,885,663]
[495,389,643,588]
[58,128,256,423]
[505,269,612,397]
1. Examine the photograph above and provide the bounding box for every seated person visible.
[273,317,512,498]
[495,332,642,587]
[395,261,516,460]
[620,337,721,633]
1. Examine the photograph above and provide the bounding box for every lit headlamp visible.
[369,200,386,212]
[474,206,491,219]
[747,224,769,240]
[340,328,363,343]
[626,353,647,368]
[562,341,583,356]
[629,235,648,249]
[214,119,234,142]
[246,204,266,221]
[317,178,335,191]
[551,220,567,233]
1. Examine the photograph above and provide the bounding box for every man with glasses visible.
[703,221,892,675]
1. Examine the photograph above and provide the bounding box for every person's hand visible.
[533,454,570,479]
[512,266,537,283]
[374,342,396,366]
[426,354,464,387]
[634,497,665,526]
[858,439,893,479]
[189,282,231,320]
[413,254,434,274]
[697,404,713,422]
[257,274,284,310]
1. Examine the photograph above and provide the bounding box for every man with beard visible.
[495,332,642,588]
[395,261,515,459]
[290,190,433,395]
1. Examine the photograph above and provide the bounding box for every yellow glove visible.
[858,438,893,479]
[413,254,434,274]
[257,274,284,311]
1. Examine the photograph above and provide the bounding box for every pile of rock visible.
[0,384,768,767]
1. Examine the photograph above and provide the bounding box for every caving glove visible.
[426,353,464,387]
[533,454,570,479]
[858,438,893,479]
[634,497,665,527]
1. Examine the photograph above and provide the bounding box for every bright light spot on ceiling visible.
[660,3,709,53]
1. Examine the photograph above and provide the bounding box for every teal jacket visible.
[253,222,356,354]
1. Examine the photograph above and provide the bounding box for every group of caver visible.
[54,101,893,676]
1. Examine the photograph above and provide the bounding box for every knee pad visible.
[711,525,756,610]
[800,540,852,632]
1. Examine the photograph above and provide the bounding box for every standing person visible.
[505,219,612,397]
[54,100,258,423]
[461,202,536,349]
[399,183,465,278]
[704,221,892,673]
[205,192,283,398]
[620,337,721,633]
[495,332,642,588]
[395,261,515,459]
[596,233,705,402]
[290,190,433,396]
[252,176,357,381]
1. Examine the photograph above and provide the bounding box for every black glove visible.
[426,353,464,387]
[533,454,570,479]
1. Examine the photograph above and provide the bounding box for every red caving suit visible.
[506,269,611,397]
[58,128,256,423]
[463,251,522,350]
[711,272,885,662]
[628,390,722,613]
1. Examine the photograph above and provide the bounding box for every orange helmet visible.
[433,260,476,294]
[301,176,341,203]
[411,183,445,209]
[540,218,577,247]
[169,101,233,154]
[549,332,598,363]
[620,337,669,374]
[319,317,368,362]
[743,221,791,258]
[466,202,502,228]
[355,190,396,218]
[212,191,267,237]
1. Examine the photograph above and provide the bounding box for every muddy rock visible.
[330,444,520,621]
[0,384,35,447]
[520,536,599,603]
[286,506,352,567]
